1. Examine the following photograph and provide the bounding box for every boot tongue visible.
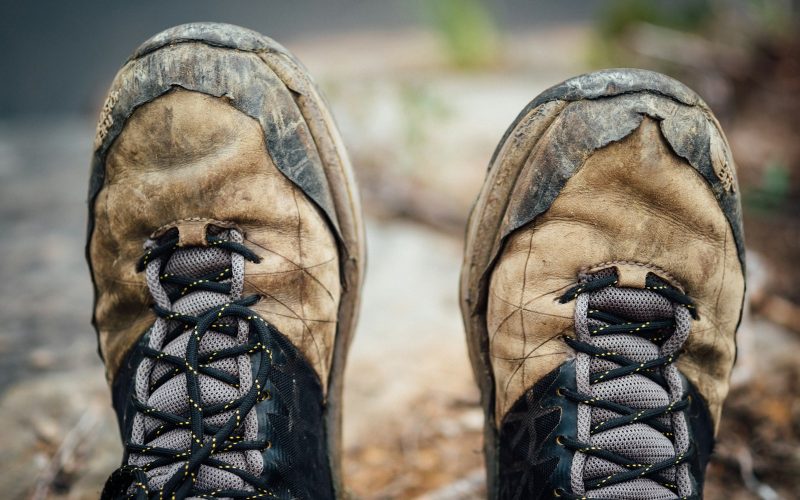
[581,286,681,499]
[163,245,231,308]
[129,229,262,494]
[145,241,235,400]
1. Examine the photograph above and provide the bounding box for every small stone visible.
[459,409,484,432]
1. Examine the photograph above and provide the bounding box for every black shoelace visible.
[554,272,699,500]
[102,234,284,499]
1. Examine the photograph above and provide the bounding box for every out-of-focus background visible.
[1,0,799,498]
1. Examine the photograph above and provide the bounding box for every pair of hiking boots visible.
[89,23,745,500]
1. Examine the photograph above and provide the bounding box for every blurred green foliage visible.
[598,0,714,37]
[592,0,798,66]
[744,162,792,212]
[747,0,797,36]
[422,0,500,69]
[399,81,451,171]
[590,0,714,67]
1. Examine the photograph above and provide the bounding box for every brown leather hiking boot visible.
[460,69,745,499]
[87,23,364,499]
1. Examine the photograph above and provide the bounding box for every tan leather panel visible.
[488,118,744,430]
[89,89,341,387]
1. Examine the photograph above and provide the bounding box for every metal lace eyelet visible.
[554,487,565,497]
[555,435,565,446]
[556,387,566,397]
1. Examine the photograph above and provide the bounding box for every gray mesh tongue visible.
[570,282,693,499]
[128,230,263,496]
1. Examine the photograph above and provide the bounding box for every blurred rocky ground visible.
[1,4,799,499]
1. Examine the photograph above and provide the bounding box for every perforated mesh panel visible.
[588,479,678,500]
[592,376,668,408]
[128,229,263,493]
[589,287,673,321]
[163,245,230,280]
[570,275,695,499]
[592,424,676,462]
[582,456,625,479]
[591,335,660,362]
[498,368,562,498]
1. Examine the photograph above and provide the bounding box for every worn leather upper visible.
[488,117,744,429]
[89,89,341,388]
